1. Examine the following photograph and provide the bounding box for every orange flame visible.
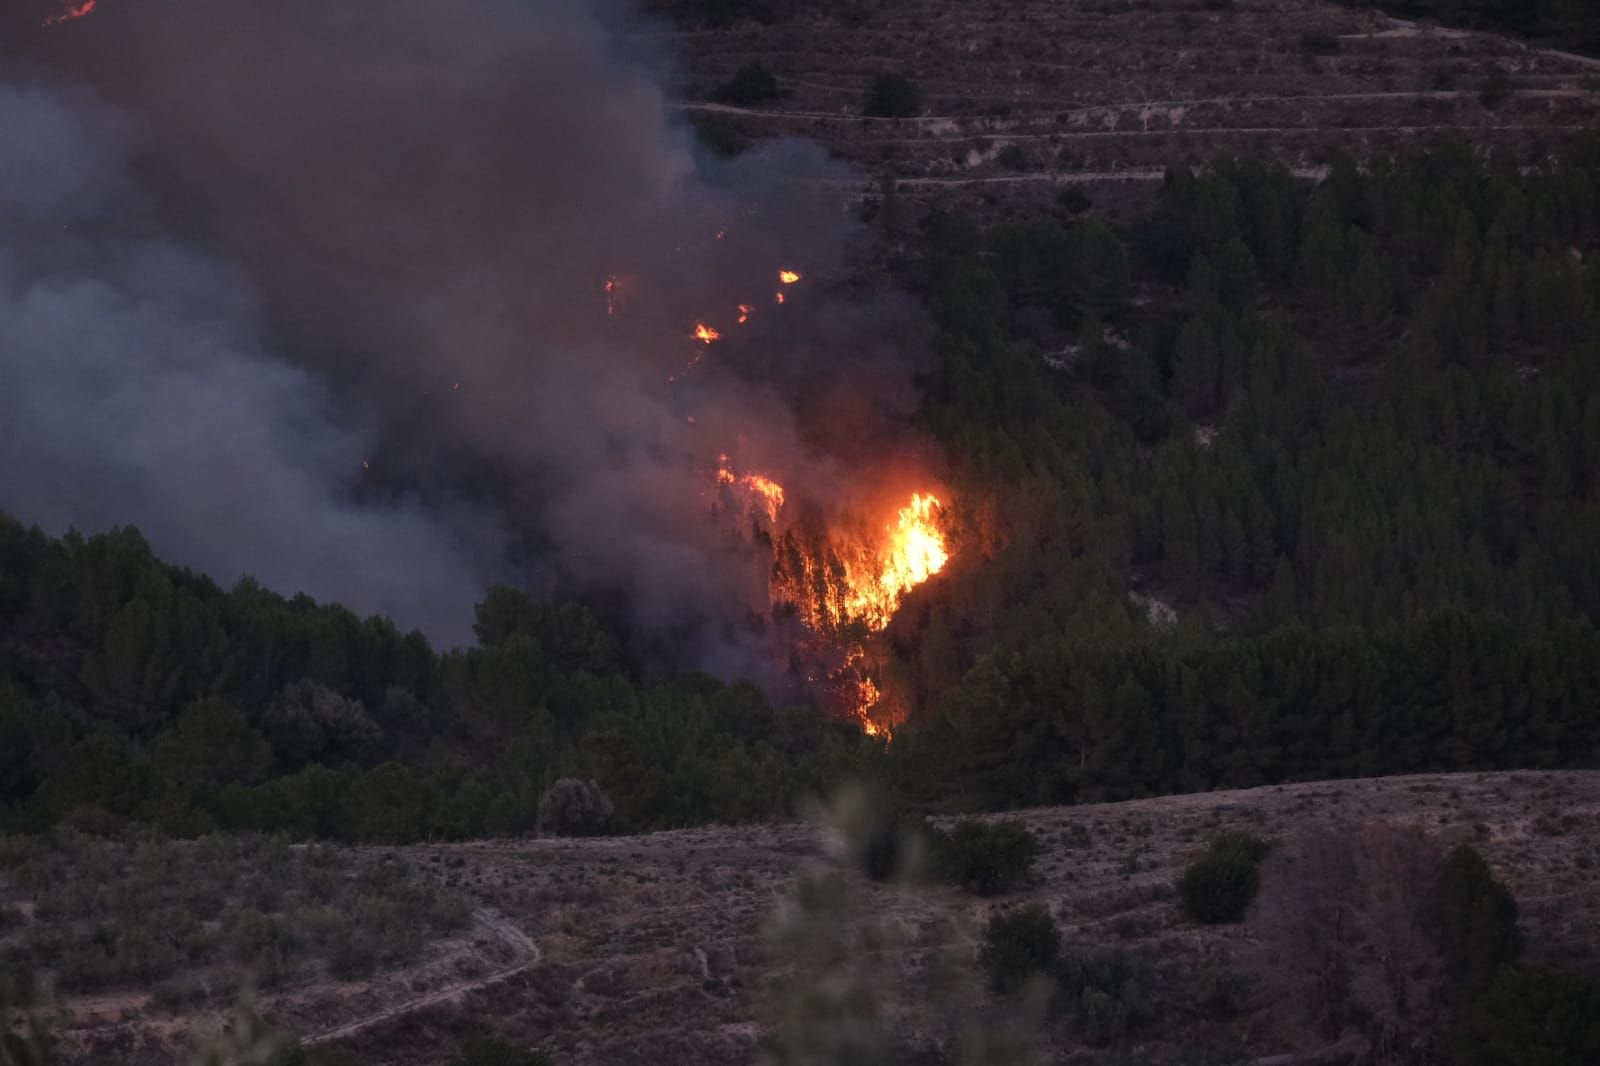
[779,270,802,284]
[772,492,949,635]
[693,322,721,345]
[716,455,786,525]
[41,0,95,26]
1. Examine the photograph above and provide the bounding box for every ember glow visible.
[775,291,786,305]
[40,0,95,26]
[737,304,753,325]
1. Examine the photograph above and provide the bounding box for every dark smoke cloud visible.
[0,77,492,643]
[2,0,927,672]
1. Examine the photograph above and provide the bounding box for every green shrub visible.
[1448,966,1600,1066]
[979,903,1061,994]
[455,1035,555,1066]
[1197,965,1249,1019]
[1440,843,1523,996]
[536,779,613,837]
[1300,32,1342,56]
[713,63,785,107]
[937,820,1038,896]
[1178,841,1261,924]
[863,73,921,118]
[1480,69,1515,108]
[862,809,935,882]
[1055,947,1153,1046]
[1208,830,1272,864]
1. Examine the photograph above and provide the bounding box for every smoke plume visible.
[1,0,926,671]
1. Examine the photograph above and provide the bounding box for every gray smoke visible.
[1,0,926,670]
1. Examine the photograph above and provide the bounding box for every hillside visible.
[16,770,1600,1063]
[658,0,1600,217]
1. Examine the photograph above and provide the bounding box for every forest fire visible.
[771,492,949,635]
[41,0,96,26]
[613,256,948,736]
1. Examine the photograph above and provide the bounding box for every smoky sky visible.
[0,0,926,669]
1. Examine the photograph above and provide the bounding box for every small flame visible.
[716,229,727,240]
[41,0,95,26]
[775,292,786,305]
[693,322,721,345]
[779,270,802,285]
[737,304,753,325]
[715,455,785,524]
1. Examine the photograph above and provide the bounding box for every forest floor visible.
[646,0,1600,220]
[42,770,1600,1064]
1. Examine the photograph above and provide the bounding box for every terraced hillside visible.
[19,771,1600,1064]
[653,0,1600,216]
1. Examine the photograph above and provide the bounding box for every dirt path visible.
[672,86,1596,126]
[301,908,541,1048]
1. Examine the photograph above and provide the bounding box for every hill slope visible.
[658,0,1600,216]
[22,770,1600,1063]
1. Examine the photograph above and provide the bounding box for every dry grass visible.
[19,770,1600,1063]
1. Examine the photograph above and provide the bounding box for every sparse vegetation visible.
[0,832,469,996]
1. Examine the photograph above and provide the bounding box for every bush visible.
[1448,966,1600,1066]
[713,63,785,107]
[937,820,1038,896]
[861,809,935,882]
[1197,965,1249,1019]
[1440,844,1523,996]
[536,779,613,837]
[1056,947,1153,1046]
[979,903,1061,994]
[863,73,921,118]
[1300,32,1342,56]
[455,1035,555,1066]
[1480,68,1515,108]
[1178,837,1264,924]
[690,113,750,158]
[996,145,1032,171]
